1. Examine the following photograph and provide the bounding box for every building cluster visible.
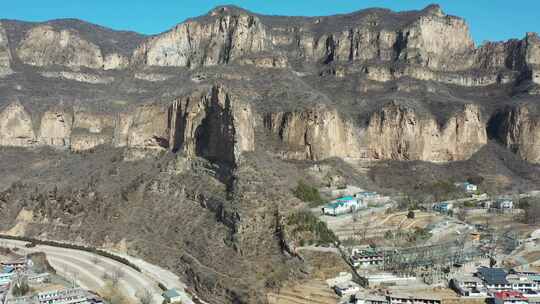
[330,267,540,304]
[450,267,540,303]
[322,191,385,216]
[350,246,383,268]
[0,256,103,304]
[7,288,103,304]
[327,273,441,304]
[432,197,514,215]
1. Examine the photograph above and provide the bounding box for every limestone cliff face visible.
[169,86,255,164]
[122,104,170,150]
[0,22,13,77]
[0,102,35,147]
[17,25,105,69]
[490,106,540,163]
[396,6,474,71]
[15,24,129,70]
[264,108,361,161]
[266,103,486,162]
[365,103,486,161]
[38,110,74,148]
[0,86,255,164]
[269,5,472,72]
[134,7,268,68]
[70,111,115,152]
[0,5,538,87]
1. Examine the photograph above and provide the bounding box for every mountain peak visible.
[208,5,253,17]
[422,4,444,17]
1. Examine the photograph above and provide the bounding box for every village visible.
[0,241,196,304]
[0,246,105,304]
[302,181,540,304]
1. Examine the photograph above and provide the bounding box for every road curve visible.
[0,239,167,304]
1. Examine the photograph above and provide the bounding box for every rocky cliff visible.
[265,103,487,162]
[0,22,12,76]
[0,86,254,165]
[0,4,540,304]
[133,8,268,68]
[0,4,537,164]
[489,105,540,163]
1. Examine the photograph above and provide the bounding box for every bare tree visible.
[136,289,153,304]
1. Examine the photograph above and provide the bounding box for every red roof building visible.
[493,291,528,304]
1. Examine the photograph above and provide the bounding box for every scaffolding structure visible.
[380,239,488,283]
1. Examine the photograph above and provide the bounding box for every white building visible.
[361,273,416,287]
[493,199,514,210]
[0,273,13,286]
[387,293,441,304]
[507,275,539,292]
[351,247,383,268]
[450,275,488,297]
[350,292,388,304]
[322,196,362,216]
[334,281,361,297]
[455,182,478,193]
[36,288,89,304]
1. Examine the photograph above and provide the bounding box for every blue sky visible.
[1,0,538,44]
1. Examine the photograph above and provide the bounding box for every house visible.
[334,281,361,297]
[322,196,362,216]
[36,288,89,304]
[355,192,378,199]
[351,247,384,268]
[477,267,512,291]
[163,289,193,304]
[387,293,441,304]
[507,275,539,292]
[493,291,528,304]
[455,182,478,193]
[1,266,14,273]
[1,259,26,270]
[433,202,453,213]
[450,274,488,297]
[492,199,514,210]
[511,272,540,285]
[0,273,13,286]
[350,292,388,304]
[361,273,416,287]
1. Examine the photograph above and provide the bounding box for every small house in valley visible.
[322,196,363,216]
[161,288,195,304]
[455,182,478,193]
[433,202,453,213]
[492,199,514,210]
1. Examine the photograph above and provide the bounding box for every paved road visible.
[0,238,192,304]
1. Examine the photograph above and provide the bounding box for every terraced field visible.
[267,280,339,304]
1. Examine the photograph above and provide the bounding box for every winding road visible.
[0,238,194,304]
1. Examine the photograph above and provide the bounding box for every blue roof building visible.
[322,196,363,216]
[433,202,453,213]
[1,266,14,273]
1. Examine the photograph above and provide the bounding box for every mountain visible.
[0,4,539,303]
